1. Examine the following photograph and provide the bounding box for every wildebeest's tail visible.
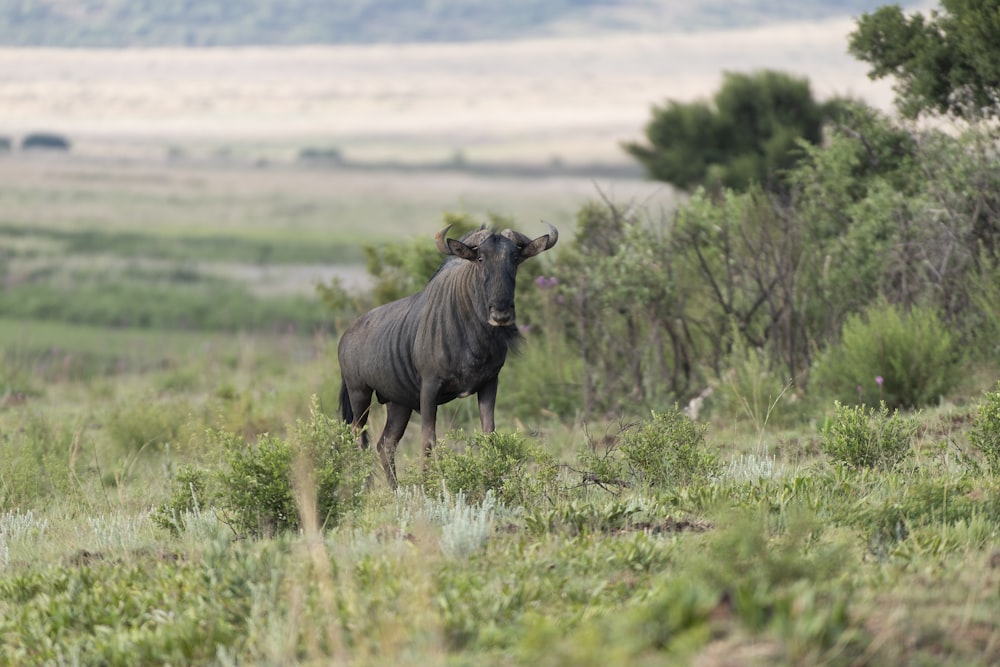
[339,378,353,424]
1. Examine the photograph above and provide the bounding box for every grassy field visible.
[0,155,674,309]
[0,147,998,664]
[1,304,999,665]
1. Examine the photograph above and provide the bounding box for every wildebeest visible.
[338,222,558,487]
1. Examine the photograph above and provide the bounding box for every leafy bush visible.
[820,401,916,470]
[692,510,861,659]
[219,431,297,538]
[811,299,960,410]
[292,398,374,529]
[0,544,275,665]
[160,398,372,539]
[969,381,1000,473]
[422,430,557,507]
[152,466,213,536]
[576,409,719,490]
[620,408,718,488]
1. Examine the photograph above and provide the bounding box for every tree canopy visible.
[848,0,1000,119]
[623,69,834,193]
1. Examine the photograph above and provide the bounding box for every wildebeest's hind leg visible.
[342,381,373,449]
[377,402,412,489]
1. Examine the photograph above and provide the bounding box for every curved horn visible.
[518,221,560,260]
[540,221,558,250]
[434,224,454,255]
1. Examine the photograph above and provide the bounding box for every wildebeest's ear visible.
[518,222,559,260]
[446,238,479,261]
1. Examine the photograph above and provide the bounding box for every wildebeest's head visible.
[435,223,558,327]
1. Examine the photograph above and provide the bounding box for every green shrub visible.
[820,401,916,469]
[219,431,296,538]
[575,409,719,490]
[969,381,1000,473]
[811,299,960,409]
[292,398,374,529]
[152,466,213,536]
[620,408,719,488]
[164,397,371,539]
[422,430,557,507]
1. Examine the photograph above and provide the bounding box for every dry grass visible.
[0,17,894,165]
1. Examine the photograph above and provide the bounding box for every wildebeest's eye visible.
[477,255,484,262]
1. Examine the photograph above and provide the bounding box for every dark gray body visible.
[338,224,557,487]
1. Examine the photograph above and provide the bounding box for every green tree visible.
[848,0,1000,119]
[623,70,835,193]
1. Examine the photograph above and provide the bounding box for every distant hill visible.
[0,0,923,48]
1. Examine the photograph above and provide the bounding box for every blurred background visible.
[0,0,920,407]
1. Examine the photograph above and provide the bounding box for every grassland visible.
[1,16,997,665]
[1,144,998,664]
[2,304,999,665]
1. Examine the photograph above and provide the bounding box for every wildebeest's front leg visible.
[477,376,498,434]
[377,402,411,489]
[419,377,443,462]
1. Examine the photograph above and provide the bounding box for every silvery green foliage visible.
[720,452,786,483]
[180,507,230,543]
[439,489,497,560]
[87,511,150,553]
[0,510,49,569]
[391,485,512,559]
